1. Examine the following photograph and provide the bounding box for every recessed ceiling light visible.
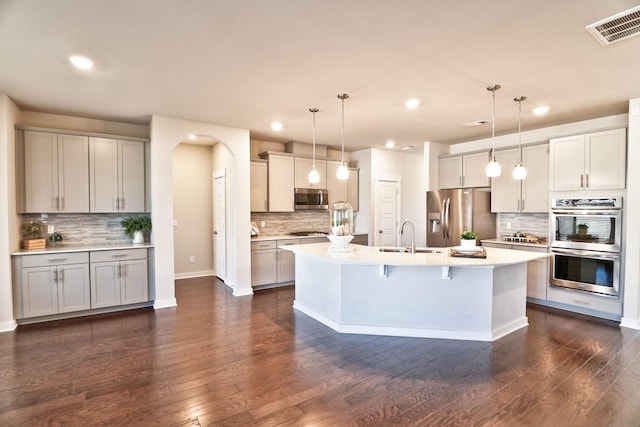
[533,106,550,115]
[405,98,420,109]
[188,134,196,140]
[402,145,414,150]
[68,55,94,70]
[385,140,395,148]
[271,121,283,131]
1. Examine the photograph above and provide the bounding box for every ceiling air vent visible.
[586,5,640,45]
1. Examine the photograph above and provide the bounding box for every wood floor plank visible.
[1,276,638,426]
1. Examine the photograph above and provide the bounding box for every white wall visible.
[622,99,640,329]
[0,94,20,331]
[150,115,251,312]
[172,143,214,279]
[352,148,426,247]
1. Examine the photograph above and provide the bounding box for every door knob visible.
[214,231,218,235]
[378,230,383,234]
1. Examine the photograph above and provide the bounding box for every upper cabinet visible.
[89,137,146,213]
[294,157,327,189]
[18,130,89,213]
[439,152,490,189]
[265,153,294,212]
[326,160,359,211]
[550,128,626,191]
[250,160,268,212]
[491,144,549,213]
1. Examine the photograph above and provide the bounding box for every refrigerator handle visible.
[443,198,451,240]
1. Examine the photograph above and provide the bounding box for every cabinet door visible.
[550,135,584,191]
[21,266,58,317]
[251,247,277,286]
[268,155,294,212]
[120,259,148,304]
[119,140,146,212]
[90,261,121,308]
[58,264,91,313]
[347,168,359,211]
[586,129,626,190]
[439,156,462,189]
[521,144,549,212]
[57,134,89,212]
[277,239,299,283]
[24,131,58,213]
[294,158,327,189]
[516,246,548,300]
[491,149,521,212]
[327,160,347,206]
[462,152,490,187]
[250,161,268,212]
[90,137,119,212]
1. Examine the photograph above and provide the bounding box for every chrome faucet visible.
[400,218,416,254]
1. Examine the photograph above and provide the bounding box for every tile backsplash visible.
[497,213,549,241]
[21,213,145,245]
[251,211,335,236]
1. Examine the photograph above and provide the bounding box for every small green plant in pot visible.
[121,216,152,244]
[460,230,478,247]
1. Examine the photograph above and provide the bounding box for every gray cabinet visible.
[250,160,268,212]
[327,161,359,210]
[16,252,90,318]
[439,152,490,189]
[90,249,149,308]
[276,238,300,283]
[89,137,146,212]
[251,241,277,286]
[19,130,89,213]
[294,157,327,189]
[265,153,295,212]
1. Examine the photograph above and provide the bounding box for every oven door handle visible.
[551,248,620,260]
[551,210,620,216]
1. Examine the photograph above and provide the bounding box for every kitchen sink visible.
[379,247,442,254]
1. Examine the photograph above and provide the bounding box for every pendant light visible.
[485,84,502,178]
[308,107,320,184]
[512,96,528,180]
[336,93,350,180]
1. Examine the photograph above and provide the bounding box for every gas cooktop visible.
[288,231,329,237]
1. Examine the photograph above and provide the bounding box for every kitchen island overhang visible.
[281,243,549,342]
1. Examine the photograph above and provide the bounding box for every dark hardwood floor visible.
[2,276,640,426]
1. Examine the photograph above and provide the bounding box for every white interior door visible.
[374,178,400,247]
[213,173,226,281]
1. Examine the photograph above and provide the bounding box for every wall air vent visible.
[462,120,489,127]
[586,5,640,45]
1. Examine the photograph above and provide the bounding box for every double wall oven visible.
[549,197,622,297]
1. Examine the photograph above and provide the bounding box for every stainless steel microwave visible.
[294,188,328,210]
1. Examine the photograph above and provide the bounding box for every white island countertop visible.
[281,242,548,267]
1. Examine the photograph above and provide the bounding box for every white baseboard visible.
[174,270,215,280]
[153,298,177,309]
[0,319,17,333]
[620,317,640,330]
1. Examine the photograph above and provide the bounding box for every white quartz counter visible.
[12,243,154,256]
[282,242,548,267]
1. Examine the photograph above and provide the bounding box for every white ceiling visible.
[1,0,640,153]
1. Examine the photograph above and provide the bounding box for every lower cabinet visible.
[18,252,90,318]
[90,249,149,308]
[276,239,300,283]
[481,242,548,300]
[251,241,277,286]
[14,248,150,320]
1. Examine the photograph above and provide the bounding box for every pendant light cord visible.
[310,107,318,167]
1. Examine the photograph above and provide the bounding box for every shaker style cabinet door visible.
[294,157,327,189]
[250,161,268,212]
[490,148,521,212]
[23,131,89,213]
[267,155,294,212]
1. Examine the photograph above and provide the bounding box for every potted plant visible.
[21,220,46,249]
[121,216,152,244]
[460,230,478,247]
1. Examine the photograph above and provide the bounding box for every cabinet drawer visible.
[90,248,147,263]
[21,252,89,267]
[277,238,300,248]
[251,241,276,251]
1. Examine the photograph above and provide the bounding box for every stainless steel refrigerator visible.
[426,188,496,247]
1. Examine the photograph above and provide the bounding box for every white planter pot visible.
[460,238,476,247]
[132,230,144,244]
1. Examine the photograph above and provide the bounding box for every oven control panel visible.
[552,197,621,209]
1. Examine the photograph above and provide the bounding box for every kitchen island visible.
[282,243,548,341]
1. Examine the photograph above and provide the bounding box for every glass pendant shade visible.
[486,158,501,177]
[512,162,527,180]
[308,166,320,184]
[337,162,349,180]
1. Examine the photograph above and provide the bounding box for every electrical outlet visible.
[506,222,512,229]
[189,256,195,263]
[173,220,178,227]
[260,221,266,228]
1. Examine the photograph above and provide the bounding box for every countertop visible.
[281,242,548,267]
[481,238,548,249]
[12,243,154,256]
[251,232,367,242]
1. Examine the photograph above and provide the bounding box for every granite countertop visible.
[480,238,548,249]
[281,242,549,267]
[252,232,367,242]
[12,242,154,256]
